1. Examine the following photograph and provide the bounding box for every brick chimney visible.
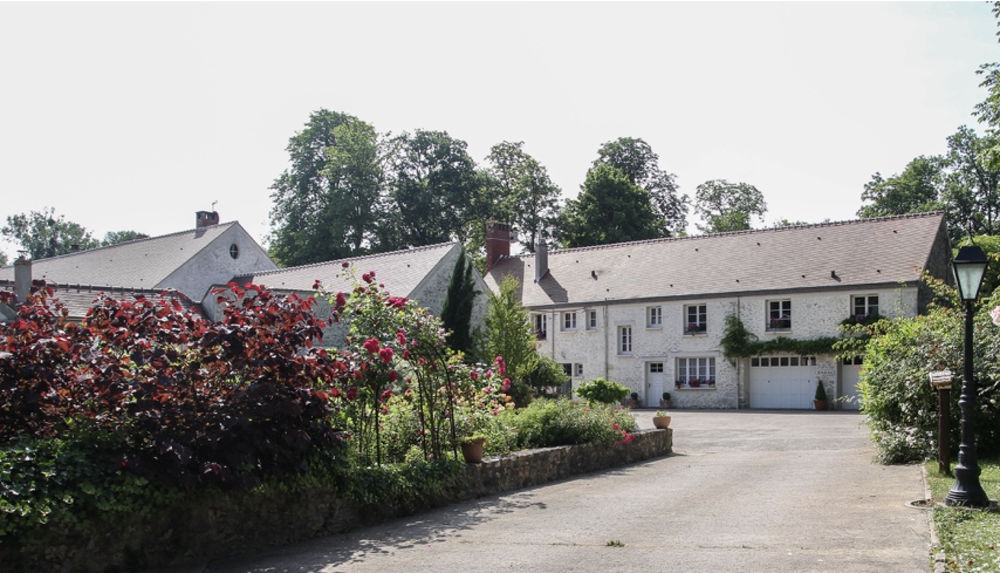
[14,255,31,305]
[196,210,220,228]
[485,221,512,271]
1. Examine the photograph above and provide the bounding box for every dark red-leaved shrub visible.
[0,283,349,488]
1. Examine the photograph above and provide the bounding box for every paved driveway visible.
[207,411,930,573]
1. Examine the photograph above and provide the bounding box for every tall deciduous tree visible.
[693,180,767,233]
[593,137,688,236]
[269,109,384,266]
[942,126,1000,239]
[440,250,478,355]
[1,207,100,259]
[386,130,486,248]
[856,156,946,220]
[558,164,660,247]
[483,141,561,253]
[973,2,1000,167]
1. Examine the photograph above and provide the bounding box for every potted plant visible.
[689,378,701,388]
[652,410,672,429]
[813,380,829,411]
[460,433,487,463]
[659,391,671,408]
[627,391,640,408]
[675,379,683,389]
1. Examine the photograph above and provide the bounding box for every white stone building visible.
[484,213,952,410]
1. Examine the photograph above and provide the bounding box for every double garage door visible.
[749,355,817,409]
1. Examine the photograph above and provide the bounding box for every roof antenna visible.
[211,200,218,212]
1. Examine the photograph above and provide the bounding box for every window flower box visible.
[685,322,707,335]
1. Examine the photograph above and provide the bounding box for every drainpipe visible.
[604,301,610,379]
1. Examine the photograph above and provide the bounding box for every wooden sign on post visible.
[928,369,954,476]
[929,370,953,390]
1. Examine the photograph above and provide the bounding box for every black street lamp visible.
[945,245,992,508]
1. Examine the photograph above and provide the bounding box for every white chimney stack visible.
[534,232,548,283]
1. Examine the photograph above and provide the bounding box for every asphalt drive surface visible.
[206,410,930,573]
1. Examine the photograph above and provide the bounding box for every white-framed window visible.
[534,313,547,340]
[618,326,633,354]
[562,311,577,331]
[586,309,598,330]
[647,306,662,328]
[575,363,584,376]
[685,304,707,334]
[751,355,817,367]
[649,362,664,373]
[561,363,573,377]
[676,357,715,388]
[852,295,879,321]
[767,299,791,331]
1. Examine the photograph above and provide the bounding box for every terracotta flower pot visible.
[652,415,672,429]
[461,438,485,463]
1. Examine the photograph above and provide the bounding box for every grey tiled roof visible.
[234,242,458,297]
[0,223,239,290]
[0,282,204,321]
[486,213,948,307]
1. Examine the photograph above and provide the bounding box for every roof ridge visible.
[517,211,945,258]
[0,279,197,301]
[247,241,457,277]
[5,221,239,265]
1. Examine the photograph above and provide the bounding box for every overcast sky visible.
[0,1,997,260]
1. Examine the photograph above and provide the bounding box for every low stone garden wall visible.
[5,429,672,572]
[460,427,673,499]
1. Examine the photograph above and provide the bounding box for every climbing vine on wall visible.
[720,314,841,359]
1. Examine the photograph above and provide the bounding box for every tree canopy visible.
[102,230,149,246]
[483,141,561,253]
[856,156,945,219]
[2,207,100,260]
[693,179,767,233]
[268,109,385,267]
[591,137,688,236]
[558,163,661,247]
[440,250,478,355]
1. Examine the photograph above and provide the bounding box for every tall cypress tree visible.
[440,250,478,354]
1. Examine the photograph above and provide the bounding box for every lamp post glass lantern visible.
[945,245,992,508]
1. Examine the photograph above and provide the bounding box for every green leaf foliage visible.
[720,314,839,359]
[694,179,767,233]
[574,378,630,405]
[558,163,661,247]
[501,398,636,448]
[859,288,1000,464]
[1,207,100,259]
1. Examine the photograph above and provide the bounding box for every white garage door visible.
[750,355,817,409]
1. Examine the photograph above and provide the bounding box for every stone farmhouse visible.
[0,212,489,346]
[483,213,952,410]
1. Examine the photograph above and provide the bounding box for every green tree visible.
[1,207,100,259]
[386,130,486,248]
[483,141,561,253]
[478,275,538,381]
[268,109,385,266]
[973,2,1000,166]
[856,156,945,220]
[693,179,767,233]
[101,230,149,246]
[593,137,688,236]
[558,164,660,247]
[941,126,1000,240]
[440,250,478,354]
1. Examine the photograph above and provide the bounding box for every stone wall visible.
[460,428,673,499]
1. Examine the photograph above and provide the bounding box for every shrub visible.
[502,398,636,448]
[860,285,1000,464]
[0,284,348,489]
[575,378,629,405]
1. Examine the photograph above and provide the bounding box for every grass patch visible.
[925,458,1000,572]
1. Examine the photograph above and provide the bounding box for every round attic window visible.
[229,244,240,259]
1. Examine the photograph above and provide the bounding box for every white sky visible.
[0,1,997,260]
